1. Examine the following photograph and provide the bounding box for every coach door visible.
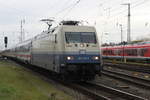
[51,34,58,72]
[55,34,60,72]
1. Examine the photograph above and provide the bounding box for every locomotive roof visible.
[60,20,80,25]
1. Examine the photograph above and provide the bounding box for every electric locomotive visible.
[2,20,102,81]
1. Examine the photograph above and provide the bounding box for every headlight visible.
[67,56,74,60]
[93,56,99,60]
[80,44,84,47]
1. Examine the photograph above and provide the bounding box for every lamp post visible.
[119,24,123,62]
[119,24,123,44]
[20,19,25,43]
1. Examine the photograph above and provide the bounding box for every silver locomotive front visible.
[60,25,101,80]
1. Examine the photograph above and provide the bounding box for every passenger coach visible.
[102,43,150,62]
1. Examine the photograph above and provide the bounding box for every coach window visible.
[104,50,108,55]
[103,50,106,55]
[140,48,148,56]
[102,50,105,55]
[127,49,131,56]
[110,50,113,55]
[107,50,109,55]
[103,50,108,55]
[132,49,137,56]
[118,49,121,55]
[125,49,128,55]
[126,49,137,56]
[128,49,131,56]
[108,50,110,55]
[125,49,131,56]
[114,49,118,55]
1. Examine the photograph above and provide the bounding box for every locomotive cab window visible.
[65,32,97,43]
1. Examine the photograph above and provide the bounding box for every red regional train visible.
[101,42,150,62]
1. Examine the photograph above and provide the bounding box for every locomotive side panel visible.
[52,27,65,73]
[31,27,64,73]
[31,34,56,71]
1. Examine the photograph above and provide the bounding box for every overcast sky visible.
[0,0,150,49]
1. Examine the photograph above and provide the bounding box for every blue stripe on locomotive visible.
[32,52,101,66]
[59,52,101,64]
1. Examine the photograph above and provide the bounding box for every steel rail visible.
[85,82,147,100]
[64,83,111,100]
[103,69,150,83]
[102,70,150,89]
[104,63,150,74]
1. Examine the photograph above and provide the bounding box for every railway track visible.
[15,66,146,100]
[59,82,111,100]
[104,62,150,74]
[102,69,150,89]
[37,68,148,100]
[78,82,146,100]
[45,75,148,100]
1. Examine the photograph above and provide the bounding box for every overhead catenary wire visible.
[103,0,149,21]
[98,0,150,26]
[61,0,81,19]
[92,0,149,26]
[109,0,146,13]
[54,0,80,17]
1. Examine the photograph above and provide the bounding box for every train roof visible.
[136,41,150,45]
[102,43,150,49]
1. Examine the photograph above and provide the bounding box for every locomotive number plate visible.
[78,57,89,60]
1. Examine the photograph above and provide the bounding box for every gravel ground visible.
[104,66,150,81]
[92,67,150,100]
